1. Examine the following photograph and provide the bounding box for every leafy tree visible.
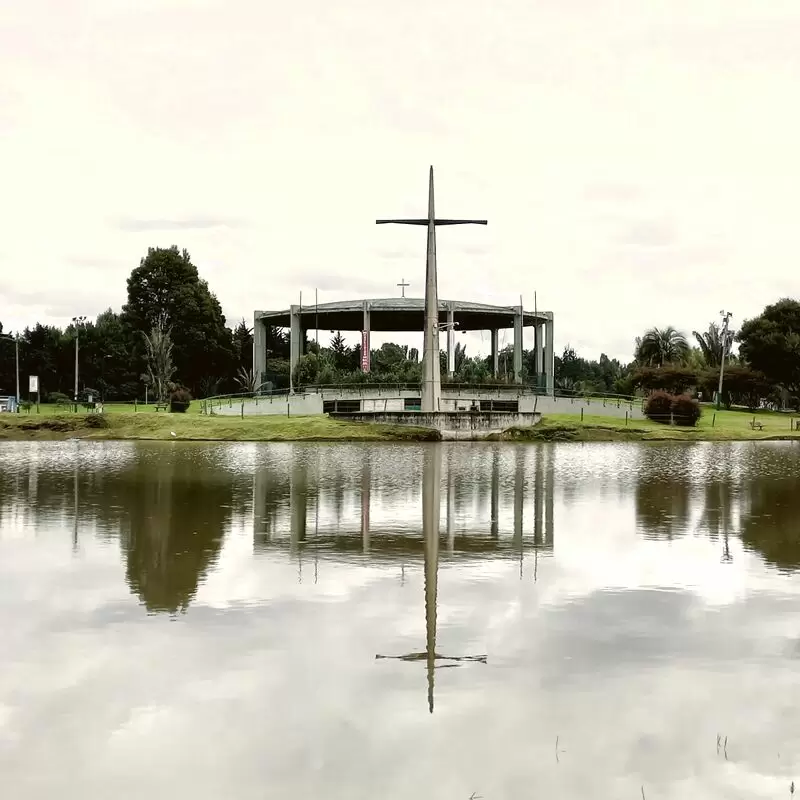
[632,365,698,394]
[737,298,800,398]
[232,320,253,371]
[20,323,69,397]
[372,342,408,375]
[329,331,351,371]
[122,246,234,395]
[454,341,467,374]
[635,326,690,367]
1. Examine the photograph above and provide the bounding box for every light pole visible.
[0,332,20,406]
[716,310,733,411]
[72,315,87,402]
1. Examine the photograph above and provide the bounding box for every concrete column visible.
[490,329,499,378]
[289,305,302,382]
[361,301,371,373]
[513,310,523,384]
[447,304,455,379]
[545,315,555,396]
[253,313,266,390]
[533,323,543,389]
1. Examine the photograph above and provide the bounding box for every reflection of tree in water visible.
[739,478,800,572]
[0,445,236,613]
[634,476,692,540]
[119,455,234,614]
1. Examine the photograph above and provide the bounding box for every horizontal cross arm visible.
[376,219,428,225]
[433,219,488,226]
[376,218,488,226]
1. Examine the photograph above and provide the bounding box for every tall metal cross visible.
[377,167,487,413]
[397,277,410,298]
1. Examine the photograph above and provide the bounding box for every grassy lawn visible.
[510,404,800,442]
[0,405,437,442]
[2,402,798,443]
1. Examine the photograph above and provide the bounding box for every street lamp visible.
[716,310,733,411]
[0,332,20,406]
[72,315,87,402]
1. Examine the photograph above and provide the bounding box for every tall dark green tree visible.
[122,246,235,395]
[329,331,351,371]
[232,319,253,370]
[20,323,69,398]
[737,298,800,398]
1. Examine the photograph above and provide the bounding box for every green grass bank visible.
[0,405,437,442]
[1,403,799,443]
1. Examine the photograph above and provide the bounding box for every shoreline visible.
[1,411,799,444]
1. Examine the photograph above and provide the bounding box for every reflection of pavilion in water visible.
[252,444,555,573]
[253,443,555,713]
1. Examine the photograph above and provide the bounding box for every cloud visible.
[616,218,677,248]
[114,216,248,233]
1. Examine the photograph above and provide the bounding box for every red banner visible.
[361,330,370,372]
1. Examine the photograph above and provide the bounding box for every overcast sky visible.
[2,0,800,362]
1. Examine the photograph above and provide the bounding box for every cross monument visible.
[377,167,487,412]
[397,277,410,298]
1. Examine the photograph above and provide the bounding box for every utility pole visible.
[72,315,87,402]
[716,310,733,411]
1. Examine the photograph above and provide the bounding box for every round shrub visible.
[169,388,192,413]
[671,393,701,427]
[644,390,673,424]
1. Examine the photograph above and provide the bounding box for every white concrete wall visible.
[520,394,644,420]
[213,394,324,416]
[219,388,645,421]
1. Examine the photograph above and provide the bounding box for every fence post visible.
[241,401,244,419]
[712,413,716,427]
[625,411,628,426]
[581,407,584,423]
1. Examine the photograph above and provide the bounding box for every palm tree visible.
[635,326,690,367]
[692,322,734,368]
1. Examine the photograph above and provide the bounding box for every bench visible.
[749,420,765,431]
[154,403,169,412]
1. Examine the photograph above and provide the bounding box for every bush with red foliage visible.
[644,390,674,423]
[670,393,701,427]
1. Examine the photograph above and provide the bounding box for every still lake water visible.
[0,440,799,799]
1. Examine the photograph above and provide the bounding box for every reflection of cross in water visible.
[375,446,486,713]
